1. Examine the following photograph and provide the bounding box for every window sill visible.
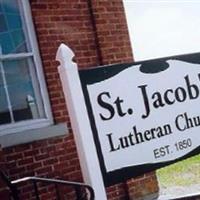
[0,123,68,148]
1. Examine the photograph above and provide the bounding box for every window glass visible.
[0,0,27,54]
[0,14,7,32]
[0,71,11,124]
[2,58,44,123]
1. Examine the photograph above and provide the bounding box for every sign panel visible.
[79,54,200,186]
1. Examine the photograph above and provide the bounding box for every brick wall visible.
[0,146,10,199]
[91,0,133,65]
[2,134,82,199]
[0,0,159,199]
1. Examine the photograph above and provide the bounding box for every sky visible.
[123,1,200,61]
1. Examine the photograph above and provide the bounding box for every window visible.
[0,0,52,135]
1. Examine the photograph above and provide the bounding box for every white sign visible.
[79,56,200,186]
[86,60,200,172]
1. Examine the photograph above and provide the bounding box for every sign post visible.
[56,44,107,200]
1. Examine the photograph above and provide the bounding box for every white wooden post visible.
[56,44,107,200]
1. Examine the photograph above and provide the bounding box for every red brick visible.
[24,149,39,157]
[6,153,23,161]
[35,153,49,161]
[18,158,34,166]
[9,166,26,175]
[43,158,58,166]
[26,162,42,171]
[35,166,53,175]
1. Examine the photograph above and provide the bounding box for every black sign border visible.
[79,52,200,187]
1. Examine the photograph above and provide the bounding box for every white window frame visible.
[0,0,53,136]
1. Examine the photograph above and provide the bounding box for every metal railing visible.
[0,170,94,200]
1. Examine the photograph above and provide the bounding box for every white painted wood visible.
[0,123,68,148]
[22,0,53,123]
[0,52,33,61]
[0,119,52,136]
[56,44,107,200]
